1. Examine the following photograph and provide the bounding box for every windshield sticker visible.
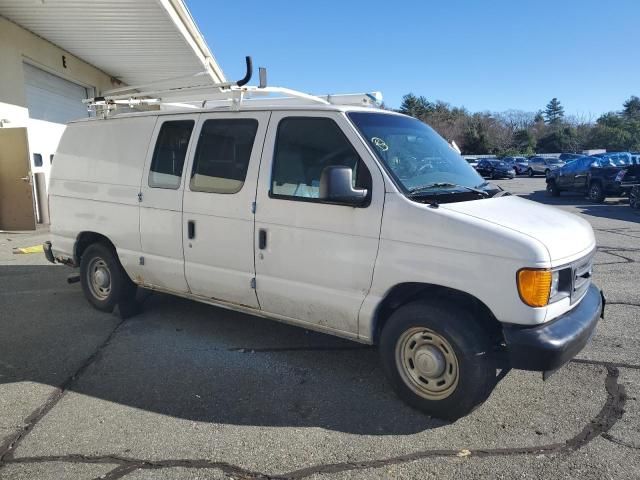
[371,136,389,152]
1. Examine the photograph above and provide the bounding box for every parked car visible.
[43,73,603,421]
[630,185,640,209]
[527,156,565,177]
[558,153,584,162]
[546,155,639,202]
[621,163,640,208]
[465,157,479,169]
[476,159,515,179]
[502,156,529,175]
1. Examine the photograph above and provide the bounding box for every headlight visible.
[517,267,572,307]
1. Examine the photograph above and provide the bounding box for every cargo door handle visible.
[187,220,195,239]
[258,229,267,250]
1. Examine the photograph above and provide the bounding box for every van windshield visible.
[348,112,486,199]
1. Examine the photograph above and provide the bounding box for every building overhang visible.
[0,0,225,87]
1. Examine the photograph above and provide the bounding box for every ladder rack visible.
[83,56,383,117]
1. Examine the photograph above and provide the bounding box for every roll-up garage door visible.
[23,63,90,124]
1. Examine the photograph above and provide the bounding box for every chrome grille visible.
[571,251,594,304]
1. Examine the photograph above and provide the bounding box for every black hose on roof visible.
[236,56,253,87]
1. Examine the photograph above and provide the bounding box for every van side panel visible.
[49,117,157,278]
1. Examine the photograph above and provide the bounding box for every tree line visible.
[397,94,640,156]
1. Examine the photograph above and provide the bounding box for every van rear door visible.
[181,112,269,308]
[139,115,198,292]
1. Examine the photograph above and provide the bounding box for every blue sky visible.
[186,0,638,118]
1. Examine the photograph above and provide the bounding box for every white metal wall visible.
[23,63,89,124]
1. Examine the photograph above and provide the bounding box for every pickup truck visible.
[546,155,639,202]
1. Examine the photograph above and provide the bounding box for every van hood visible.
[441,195,595,264]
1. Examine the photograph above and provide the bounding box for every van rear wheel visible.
[379,300,496,420]
[80,243,136,312]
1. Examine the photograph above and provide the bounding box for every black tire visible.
[630,186,640,209]
[587,181,605,203]
[527,168,534,177]
[546,180,560,197]
[544,169,551,178]
[379,300,496,421]
[80,243,136,312]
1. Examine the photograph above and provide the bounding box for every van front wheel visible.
[80,243,136,312]
[379,300,496,420]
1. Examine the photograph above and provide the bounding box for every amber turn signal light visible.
[517,269,552,307]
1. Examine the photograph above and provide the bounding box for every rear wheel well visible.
[372,283,503,345]
[74,232,115,264]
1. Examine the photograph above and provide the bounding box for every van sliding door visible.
[181,112,270,308]
[138,115,199,292]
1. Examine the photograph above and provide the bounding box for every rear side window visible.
[149,120,194,189]
[33,153,43,167]
[271,117,369,200]
[190,119,258,194]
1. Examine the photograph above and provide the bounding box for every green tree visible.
[462,116,493,154]
[513,129,536,154]
[399,93,432,119]
[622,95,640,120]
[586,111,640,151]
[537,126,577,153]
[544,98,565,125]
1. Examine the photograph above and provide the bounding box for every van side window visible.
[190,119,258,194]
[148,120,194,189]
[33,153,43,167]
[271,117,370,201]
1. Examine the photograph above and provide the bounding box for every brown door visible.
[0,128,36,231]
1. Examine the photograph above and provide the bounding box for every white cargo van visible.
[44,63,604,419]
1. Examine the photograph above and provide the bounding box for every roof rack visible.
[84,56,383,118]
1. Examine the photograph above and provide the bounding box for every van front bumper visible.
[502,284,604,372]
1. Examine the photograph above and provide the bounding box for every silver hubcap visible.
[590,186,599,199]
[87,257,111,300]
[396,328,459,400]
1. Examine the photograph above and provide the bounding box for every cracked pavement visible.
[0,177,639,479]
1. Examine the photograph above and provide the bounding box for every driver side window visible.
[271,117,370,201]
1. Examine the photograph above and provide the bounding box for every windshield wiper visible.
[408,182,490,197]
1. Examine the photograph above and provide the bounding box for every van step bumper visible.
[503,284,604,372]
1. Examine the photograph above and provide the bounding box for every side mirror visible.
[319,166,368,206]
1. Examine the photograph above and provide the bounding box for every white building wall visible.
[0,15,120,219]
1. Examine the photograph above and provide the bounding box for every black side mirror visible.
[319,166,368,206]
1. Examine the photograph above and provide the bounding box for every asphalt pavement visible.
[0,177,638,479]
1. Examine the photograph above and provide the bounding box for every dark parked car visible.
[559,153,584,161]
[527,156,565,177]
[502,156,529,175]
[631,185,640,209]
[546,155,640,202]
[475,159,515,179]
[621,161,640,209]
